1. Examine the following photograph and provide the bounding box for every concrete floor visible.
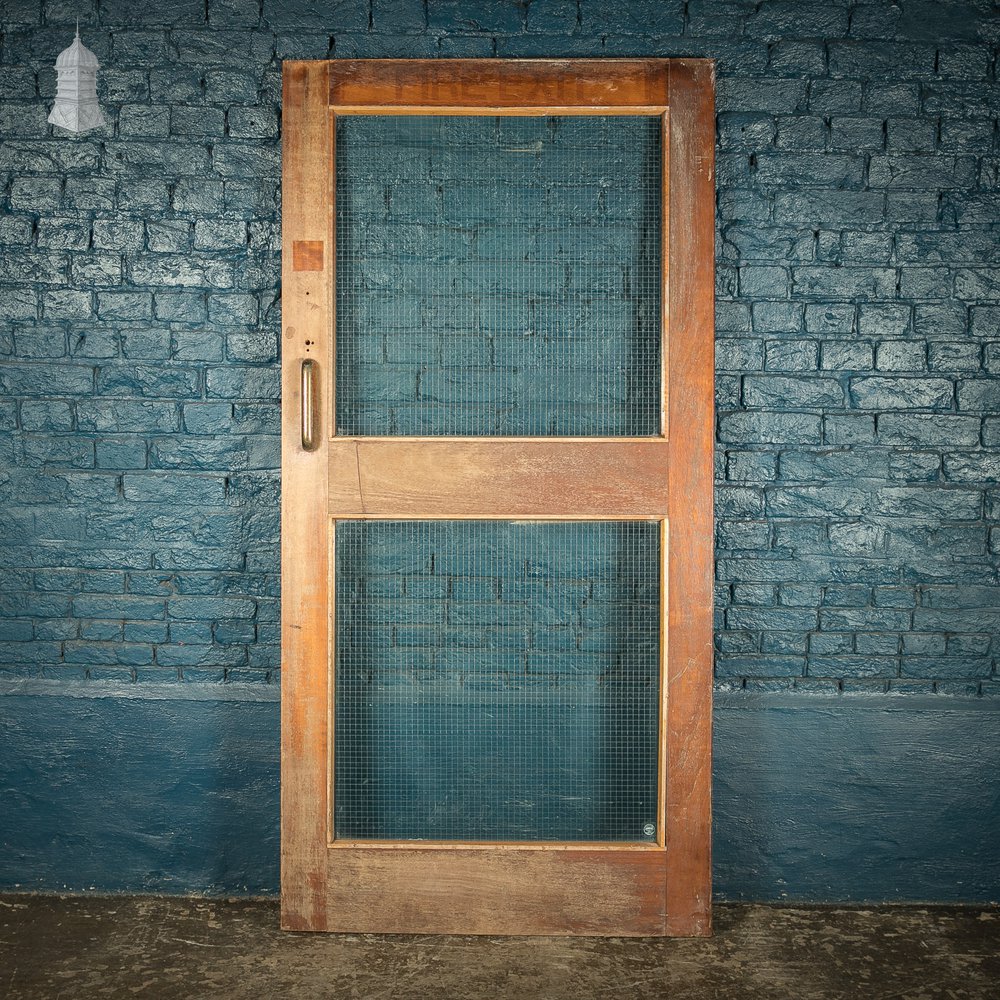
[1,896,998,999]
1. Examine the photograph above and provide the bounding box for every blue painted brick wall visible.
[1,2,998,698]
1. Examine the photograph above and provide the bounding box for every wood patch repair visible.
[293,240,325,271]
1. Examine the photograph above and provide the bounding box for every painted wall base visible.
[0,683,279,896]
[2,684,998,902]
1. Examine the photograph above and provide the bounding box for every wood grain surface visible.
[324,848,667,935]
[282,58,715,938]
[328,438,670,518]
[280,61,334,932]
[664,58,716,938]
[329,58,670,114]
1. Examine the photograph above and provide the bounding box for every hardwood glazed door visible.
[281,59,715,936]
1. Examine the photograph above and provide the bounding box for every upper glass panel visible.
[335,116,662,437]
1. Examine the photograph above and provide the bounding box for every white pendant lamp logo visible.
[49,24,104,134]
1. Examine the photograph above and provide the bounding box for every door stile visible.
[281,60,334,931]
[664,59,716,937]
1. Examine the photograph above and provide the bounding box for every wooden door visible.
[281,59,715,936]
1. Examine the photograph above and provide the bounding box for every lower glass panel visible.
[333,520,661,843]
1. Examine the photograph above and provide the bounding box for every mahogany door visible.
[281,59,714,936]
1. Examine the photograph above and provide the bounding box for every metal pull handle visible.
[300,359,317,451]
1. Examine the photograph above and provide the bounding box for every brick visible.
[868,154,976,189]
[923,81,1000,117]
[77,399,179,433]
[97,291,152,321]
[719,411,822,445]
[808,79,862,114]
[850,376,954,410]
[765,340,817,371]
[727,227,814,263]
[773,115,827,151]
[0,288,38,323]
[747,372,835,413]
[104,138,211,174]
[894,260,950,300]
[205,366,279,399]
[20,401,74,432]
[808,655,897,678]
[829,41,936,79]
[227,107,279,139]
[938,118,995,154]
[753,302,804,335]
[955,269,1000,302]
[212,144,280,178]
[928,342,981,373]
[194,220,247,251]
[35,218,90,251]
[0,251,68,285]
[149,436,248,471]
[145,220,191,254]
[821,342,873,371]
[96,439,147,470]
[879,413,980,447]
[837,232,893,266]
[173,178,224,214]
[739,265,790,298]
[829,117,885,152]
[875,341,926,372]
[170,105,225,137]
[130,254,234,289]
[823,414,875,445]
[944,452,1000,484]
[117,104,170,138]
[153,292,207,324]
[718,78,807,114]
[118,178,171,213]
[755,153,864,188]
[101,0,204,25]
[717,112,775,150]
[93,220,145,254]
[957,380,998,411]
[767,40,826,76]
[97,364,201,397]
[805,304,855,335]
[14,327,66,359]
[725,451,777,483]
[971,308,1000,340]
[0,67,37,99]
[209,293,258,327]
[886,117,937,153]
[120,329,171,360]
[42,289,93,321]
[793,267,896,301]
[775,190,884,226]
[0,363,93,396]
[716,655,804,678]
[123,473,226,505]
[204,70,260,104]
[582,0,684,33]
[899,232,1000,266]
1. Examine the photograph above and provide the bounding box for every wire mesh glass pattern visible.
[335,115,663,436]
[333,520,661,843]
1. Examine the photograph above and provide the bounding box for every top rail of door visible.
[323,59,671,115]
